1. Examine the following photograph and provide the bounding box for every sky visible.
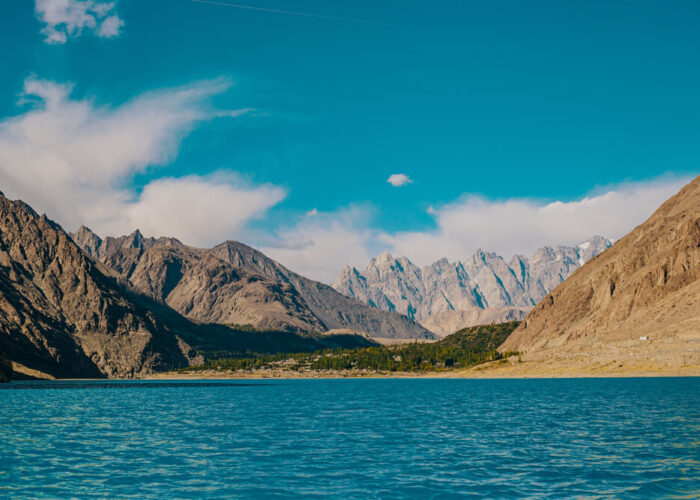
[0,0,698,282]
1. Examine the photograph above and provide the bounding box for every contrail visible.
[191,0,386,25]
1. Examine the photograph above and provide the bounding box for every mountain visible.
[0,193,203,379]
[332,236,612,334]
[0,193,387,379]
[73,227,325,333]
[500,176,700,370]
[419,307,530,337]
[73,229,433,340]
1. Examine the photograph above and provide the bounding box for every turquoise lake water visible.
[1,378,699,498]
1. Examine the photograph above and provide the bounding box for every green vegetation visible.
[180,322,521,374]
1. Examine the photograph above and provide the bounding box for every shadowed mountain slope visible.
[0,352,11,382]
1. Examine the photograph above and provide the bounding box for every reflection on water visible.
[1,378,699,498]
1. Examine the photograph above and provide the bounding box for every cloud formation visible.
[0,77,284,247]
[260,206,375,283]
[35,0,124,43]
[0,82,690,285]
[259,176,690,282]
[387,173,412,187]
[380,176,689,265]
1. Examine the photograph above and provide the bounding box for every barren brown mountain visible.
[72,228,325,333]
[499,175,700,374]
[74,229,433,340]
[0,194,202,378]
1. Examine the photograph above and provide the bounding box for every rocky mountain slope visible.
[0,193,204,379]
[499,176,700,371]
[333,237,612,333]
[73,229,433,340]
[73,227,325,333]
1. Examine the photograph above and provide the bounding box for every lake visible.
[1,378,699,498]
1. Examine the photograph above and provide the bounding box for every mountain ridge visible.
[333,236,613,334]
[73,228,434,340]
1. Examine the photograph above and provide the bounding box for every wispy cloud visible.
[0,77,284,247]
[213,107,259,118]
[387,173,413,187]
[35,0,124,43]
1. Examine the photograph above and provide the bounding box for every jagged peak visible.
[74,225,100,238]
[473,248,498,262]
[429,257,451,270]
[6,198,39,218]
[155,236,184,247]
[376,250,395,262]
[216,239,258,253]
[338,264,356,276]
[76,224,95,233]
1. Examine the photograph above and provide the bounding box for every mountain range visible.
[2,173,697,380]
[0,191,431,380]
[333,236,612,335]
[72,227,432,341]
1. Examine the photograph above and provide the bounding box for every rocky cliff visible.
[500,176,700,371]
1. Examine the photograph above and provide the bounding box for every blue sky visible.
[0,1,697,281]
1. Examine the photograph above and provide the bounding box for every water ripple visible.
[1,378,699,498]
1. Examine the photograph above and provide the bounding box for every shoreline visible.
[9,357,699,383]
[147,358,700,380]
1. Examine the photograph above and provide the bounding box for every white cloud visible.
[260,206,375,283]
[0,82,691,286]
[387,173,412,187]
[0,77,284,247]
[121,175,285,247]
[381,176,691,266]
[261,176,691,283]
[35,0,124,43]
